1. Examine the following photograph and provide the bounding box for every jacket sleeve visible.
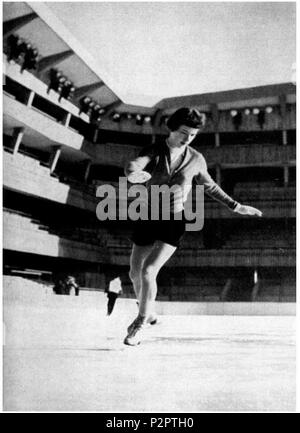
[124,145,157,176]
[195,155,239,211]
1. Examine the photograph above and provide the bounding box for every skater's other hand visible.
[234,204,263,217]
[127,171,151,184]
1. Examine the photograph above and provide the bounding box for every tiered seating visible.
[234,182,296,201]
[3,149,97,212]
[256,281,282,302]
[280,281,296,302]
[226,229,295,249]
[5,149,53,177]
[3,209,109,265]
[255,276,296,302]
[158,271,225,302]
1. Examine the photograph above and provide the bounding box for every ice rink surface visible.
[3,289,296,412]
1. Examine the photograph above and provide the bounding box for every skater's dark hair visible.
[166,107,206,131]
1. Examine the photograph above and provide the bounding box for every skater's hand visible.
[234,204,263,217]
[127,171,151,184]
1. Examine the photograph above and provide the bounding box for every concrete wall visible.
[3,277,295,316]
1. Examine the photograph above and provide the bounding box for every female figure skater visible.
[124,107,262,346]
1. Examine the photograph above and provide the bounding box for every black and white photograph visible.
[1,1,297,414]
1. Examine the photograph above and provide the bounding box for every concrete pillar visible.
[26,90,35,108]
[11,127,24,155]
[251,282,260,301]
[49,146,62,174]
[84,160,92,183]
[216,164,222,185]
[283,166,289,187]
[279,94,287,145]
[282,130,288,145]
[251,270,260,301]
[64,112,72,128]
[220,278,232,301]
[211,104,220,147]
[152,109,163,144]
[92,127,99,144]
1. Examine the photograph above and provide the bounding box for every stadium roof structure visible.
[3,2,125,113]
[3,2,296,118]
[155,82,296,111]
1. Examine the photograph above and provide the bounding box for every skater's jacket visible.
[125,142,239,213]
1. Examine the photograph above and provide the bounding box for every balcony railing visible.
[4,54,89,122]
[4,94,84,150]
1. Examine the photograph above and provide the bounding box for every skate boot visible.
[127,313,158,334]
[124,315,147,346]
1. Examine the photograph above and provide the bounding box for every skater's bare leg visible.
[129,243,154,302]
[139,241,177,317]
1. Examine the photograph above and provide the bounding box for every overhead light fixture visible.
[231,111,242,130]
[90,105,103,123]
[59,80,75,102]
[6,34,39,72]
[88,101,96,110]
[58,75,67,86]
[252,108,260,115]
[79,96,94,114]
[136,114,144,125]
[244,108,251,115]
[265,106,273,114]
[21,44,38,72]
[82,96,91,104]
[257,111,265,129]
[159,116,169,126]
[6,34,25,63]
[112,112,121,122]
[144,116,152,123]
[48,69,67,93]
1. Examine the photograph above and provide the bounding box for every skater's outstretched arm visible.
[195,155,263,217]
[233,203,262,217]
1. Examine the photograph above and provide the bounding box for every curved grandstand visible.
[3,2,296,306]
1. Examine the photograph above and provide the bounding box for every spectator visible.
[105,276,123,316]
[65,276,79,296]
[53,278,66,295]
